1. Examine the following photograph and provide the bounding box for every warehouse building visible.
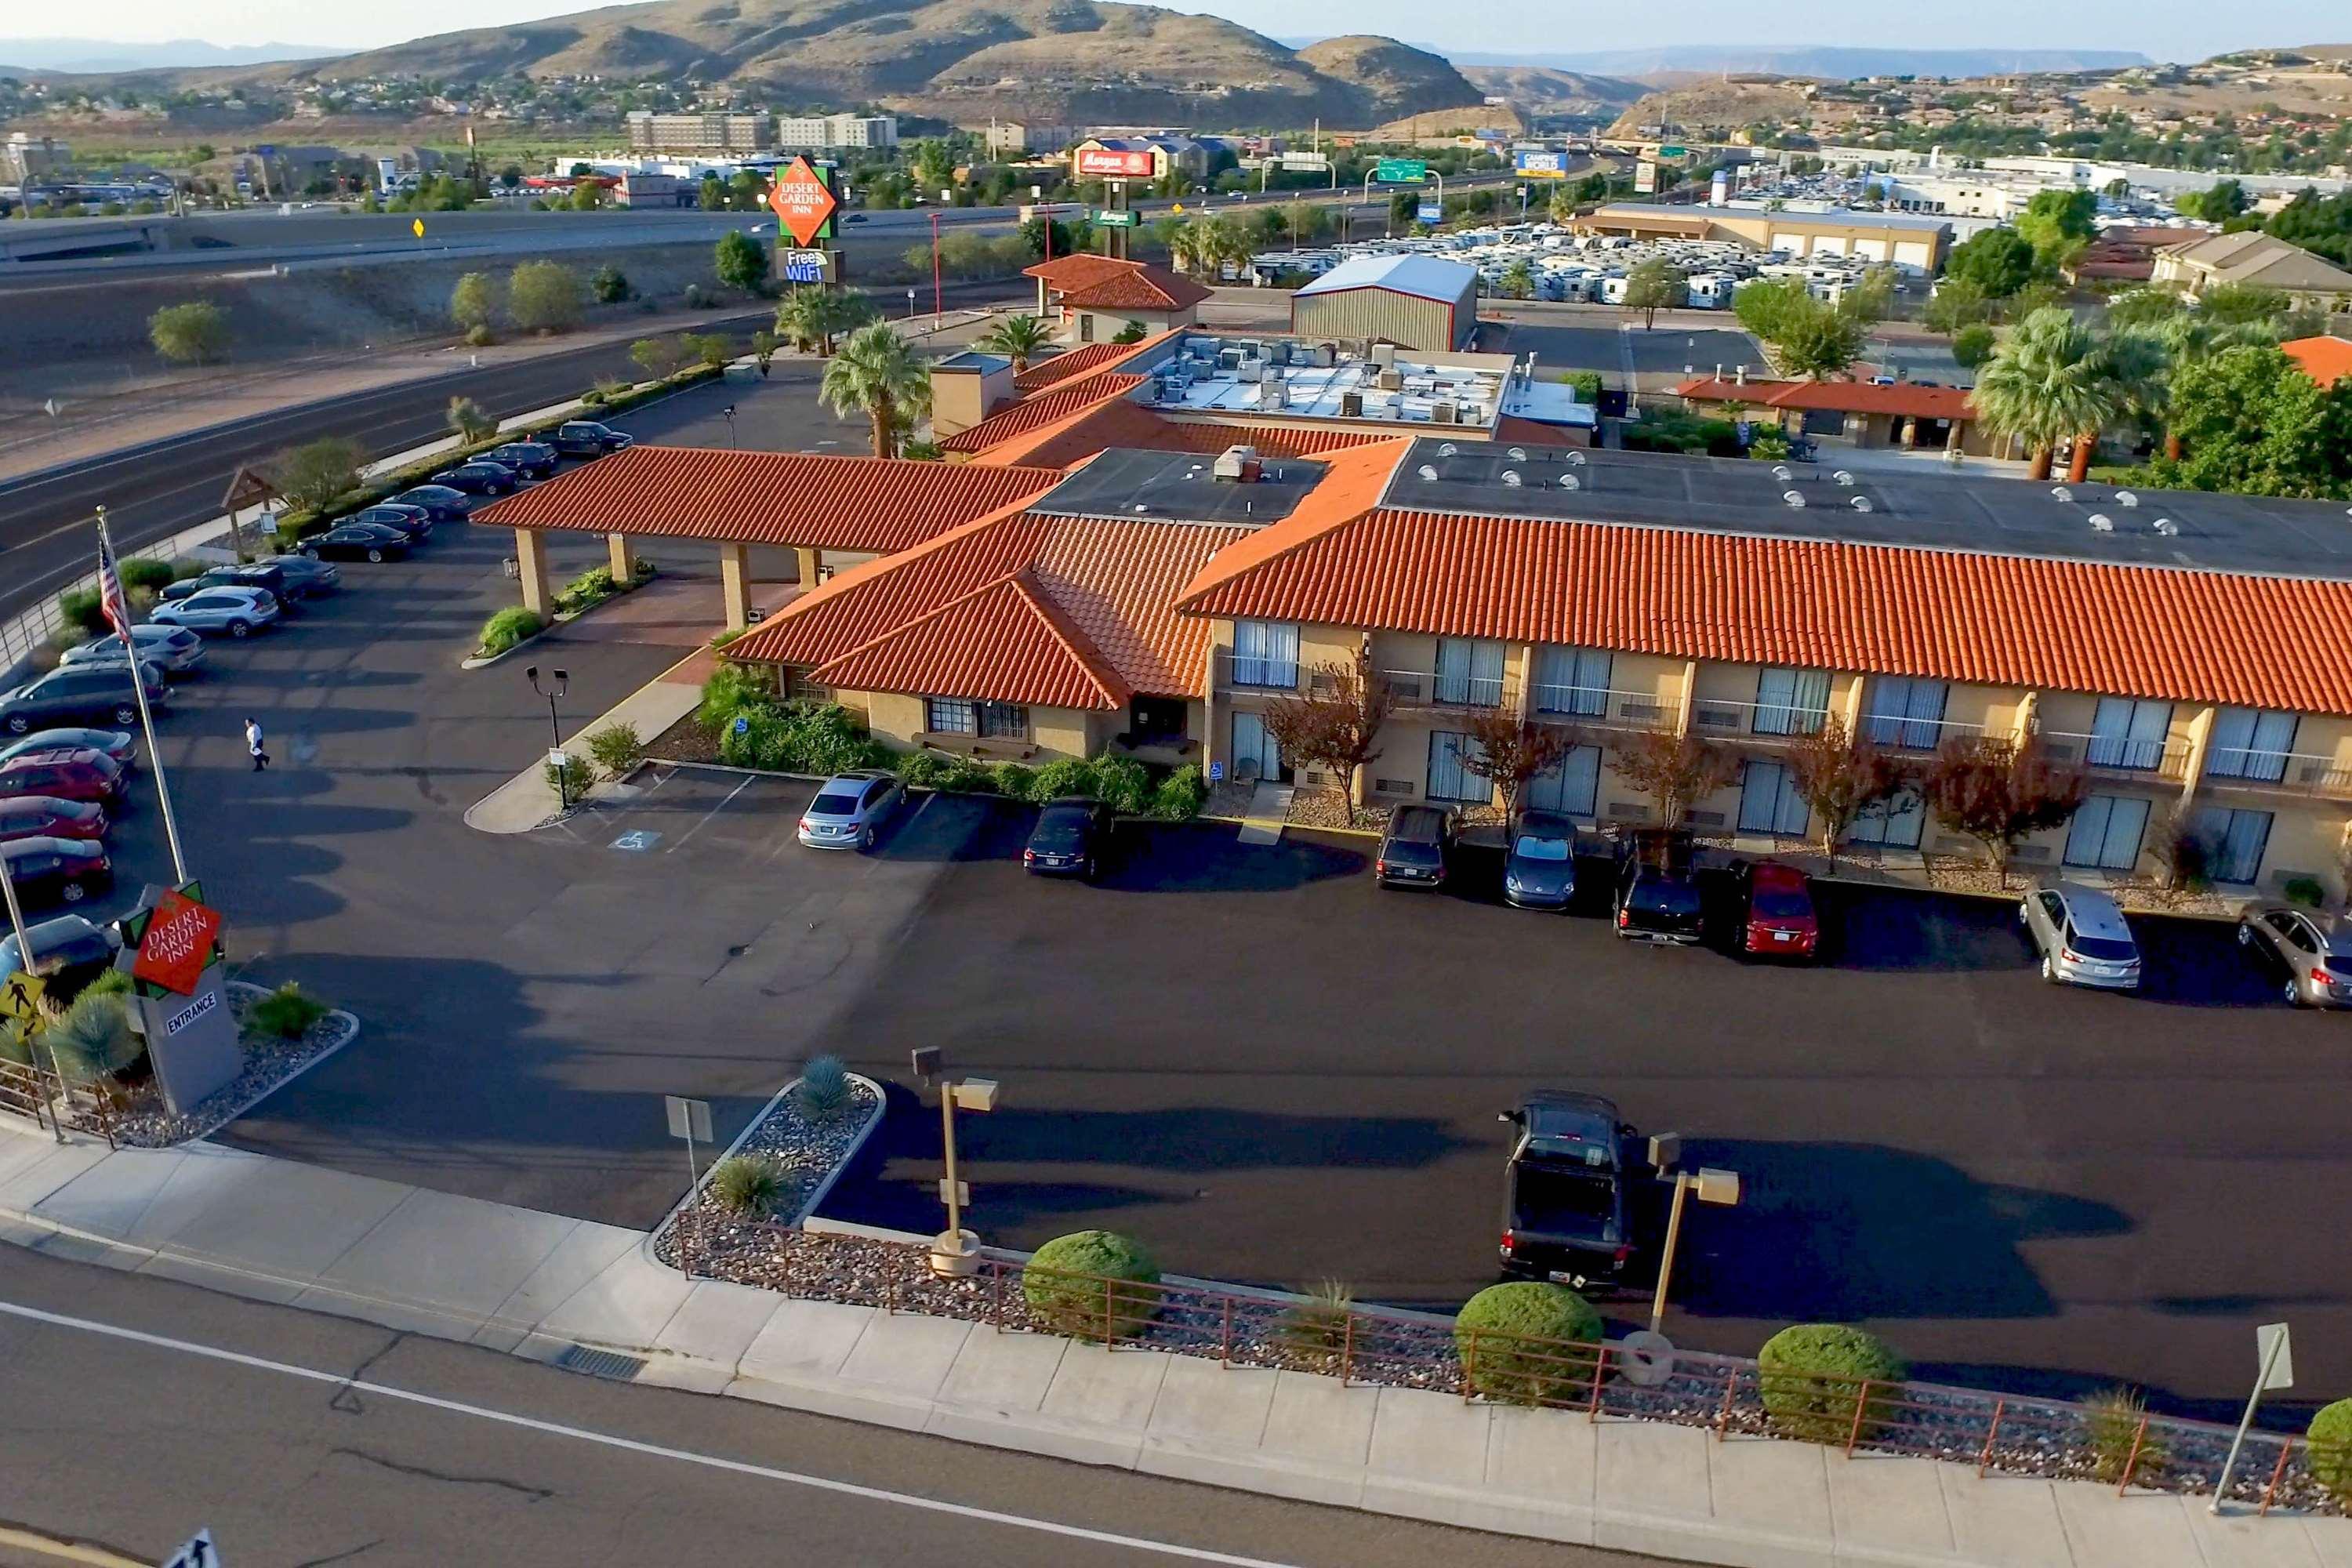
[1575,205,1951,274]
[1290,255,1479,354]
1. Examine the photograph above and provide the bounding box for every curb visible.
[163,993,365,1144]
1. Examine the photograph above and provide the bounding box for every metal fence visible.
[0,1057,118,1149]
[0,528,216,678]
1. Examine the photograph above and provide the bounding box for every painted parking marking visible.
[612,830,662,851]
[664,775,755,854]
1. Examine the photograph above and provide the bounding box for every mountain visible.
[0,36,334,71]
[1455,65,1646,118]
[1443,45,2152,78]
[295,0,1483,127]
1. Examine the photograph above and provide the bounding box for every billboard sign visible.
[1076,147,1156,178]
[767,155,838,247]
[779,248,830,283]
[1515,150,1570,180]
[1279,151,1330,172]
[1635,160,1658,194]
[1417,200,1442,224]
[1374,158,1428,184]
[1094,208,1138,227]
[130,886,224,998]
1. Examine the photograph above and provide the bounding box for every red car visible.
[0,748,125,807]
[1738,860,1819,958]
[0,795,106,844]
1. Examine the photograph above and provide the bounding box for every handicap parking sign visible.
[732,716,750,735]
[1208,761,1224,782]
[611,830,662,851]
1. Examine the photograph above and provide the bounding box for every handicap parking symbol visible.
[611,830,662,851]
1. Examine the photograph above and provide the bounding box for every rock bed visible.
[645,713,727,767]
[111,983,357,1148]
[649,1076,880,1271]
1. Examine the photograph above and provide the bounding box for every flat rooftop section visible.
[1380,438,2352,582]
[1294,252,1475,303]
[1030,447,1330,527]
[1136,332,1510,431]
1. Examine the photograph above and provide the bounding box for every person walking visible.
[244,717,269,771]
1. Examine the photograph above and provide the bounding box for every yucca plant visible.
[706,1156,787,1217]
[1275,1280,1356,1372]
[793,1054,852,1120]
[39,990,143,1084]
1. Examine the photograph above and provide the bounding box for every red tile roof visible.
[1676,377,1976,421]
[813,574,1130,711]
[964,396,1396,470]
[1013,339,1152,393]
[1178,503,2352,716]
[1024,254,1211,311]
[938,370,1145,454]
[468,445,1064,554]
[2285,336,2352,389]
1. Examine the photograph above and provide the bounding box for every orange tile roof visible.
[1014,339,1150,393]
[1178,503,2352,716]
[1024,254,1142,290]
[1056,264,1212,312]
[938,370,1145,454]
[963,397,1396,470]
[1676,377,1976,421]
[469,445,1064,554]
[2285,336,2352,388]
[811,574,1130,711]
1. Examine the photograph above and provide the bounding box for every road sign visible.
[42,397,62,418]
[1280,151,1330,172]
[1417,200,1442,224]
[132,887,223,998]
[768,155,839,247]
[411,218,425,238]
[938,1178,971,1207]
[666,1095,712,1145]
[1374,158,1428,184]
[2258,1322,2295,1390]
[162,1529,220,1568]
[1,970,45,1027]
[1094,208,1137,227]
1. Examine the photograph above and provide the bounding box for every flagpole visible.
[96,507,190,884]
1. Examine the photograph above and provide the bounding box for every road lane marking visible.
[0,1525,146,1566]
[0,1299,1305,1568]
[665,775,754,853]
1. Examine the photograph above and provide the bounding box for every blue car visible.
[386,485,470,521]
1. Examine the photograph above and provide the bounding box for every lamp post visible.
[911,1047,999,1277]
[526,665,570,805]
[1646,1134,1739,1334]
[720,403,737,448]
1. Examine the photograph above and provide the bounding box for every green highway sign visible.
[1374,158,1428,184]
[1094,208,1138,227]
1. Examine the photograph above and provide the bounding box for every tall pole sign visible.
[766,155,838,248]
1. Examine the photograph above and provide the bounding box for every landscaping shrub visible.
[169,557,210,581]
[544,754,595,804]
[465,322,495,347]
[1757,1324,1906,1444]
[2085,1387,2165,1483]
[699,662,773,729]
[992,762,1038,801]
[1023,1230,1161,1341]
[1091,753,1152,815]
[1275,1280,1355,1372]
[707,1156,786,1216]
[586,722,643,779]
[248,982,328,1041]
[793,1054,853,1120]
[78,967,132,1000]
[2285,876,2327,909]
[1151,764,1207,821]
[556,566,618,614]
[2309,1399,2352,1503]
[117,557,175,593]
[1031,757,1097,800]
[935,756,1000,795]
[477,606,543,655]
[895,750,950,787]
[39,990,143,1083]
[717,701,889,776]
[57,587,108,636]
[1454,1282,1602,1405]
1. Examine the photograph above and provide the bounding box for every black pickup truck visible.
[1497,1091,1644,1290]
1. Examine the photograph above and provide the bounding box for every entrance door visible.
[1230,712,1287,783]
[1737,760,1809,837]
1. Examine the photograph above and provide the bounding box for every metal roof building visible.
[1290,254,1479,353]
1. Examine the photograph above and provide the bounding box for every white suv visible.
[147,586,281,638]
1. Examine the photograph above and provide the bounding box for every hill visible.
[0,36,333,71]
[1454,45,2151,78]
[1457,65,1645,119]
[1604,77,1813,140]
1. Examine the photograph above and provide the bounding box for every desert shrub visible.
[1757,1324,1907,1444]
[793,1054,853,1120]
[1031,757,1097,800]
[117,558,176,593]
[2309,1399,2352,1502]
[993,762,1038,800]
[57,588,109,635]
[1023,1230,1162,1341]
[1091,753,1152,815]
[707,1156,786,1216]
[1151,764,1207,821]
[586,723,643,778]
[934,755,1000,795]
[556,566,618,613]
[78,967,132,1000]
[544,754,595,803]
[896,750,950,787]
[2285,876,2327,909]
[477,606,543,655]
[248,981,328,1041]
[169,557,210,581]
[699,662,773,728]
[465,322,495,347]
[39,990,143,1082]
[717,701,884,775]
[1454,1282,1602,1405]
[1275,1280,1356,1371]
[2084,1387,2165,1483]
[590,264,630,303]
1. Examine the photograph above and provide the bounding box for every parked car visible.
[0,837,113,908]
[0,912,122,979]
[0,729,135,772]
[486,441,558,479]
[147,585,280,638]
[299,523,412,563]
[1497,1091,1643,1289]
[264,554,342,599]
[1375,804,1454,889]
[428,460,517,495]
[0,796,107,844]
[0,748,125,806]
[796,769,905,851]
[343,503,435,541]
[1024,797,1112,880]
[2236,904,2352,1008]
[0,665,168,735]
[58,623,205,675]
[1502,811,1579,910]
[2018,882,2143,990]
[1733,860,1819,958]
[160,561,289,604]
[546,421,635,458]
[1613,828,1704,943]
[384,485,470,521]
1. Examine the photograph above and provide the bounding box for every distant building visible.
[775,114,898,152]
[972,122,1070,157]
[625,112,775,154]
[1022,255,1210,344]
[1577,205,1952,274]
[2151,231,2352,310]
[4,132,70,183]
[1291,255,1479,354]
[613,171,693,209]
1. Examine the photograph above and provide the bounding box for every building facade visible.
[3,132,70,183]
[775,114,899,151]
[625,112,776,154]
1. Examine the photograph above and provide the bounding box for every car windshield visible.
[1754,889,1812,919]
[1512,835,1571,862]
[2068,931,2137,961]
[809,793,861,815]
[1383,839,1440,865]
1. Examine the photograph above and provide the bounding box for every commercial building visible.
[2151,231,2352,310]
[1291,255,1479,354]
[1022,255,1210,344]
[625,111,776,154]
[1674,376,1995,456]
[1068,136,1210,182]
[775,114,898,152]
[612,171,694,208]
[1575,205,1951,274]
[3,132,69,183]
[971,122,1070,156]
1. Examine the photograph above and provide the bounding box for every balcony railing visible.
[1859,713,1989,752]
[1216,651,1302,691]
[1381,668,1508,710]
[1526,686,1677,734]
[2202,749,2352,800]
[1692,695,1831,739]
[2041,731,2192,781]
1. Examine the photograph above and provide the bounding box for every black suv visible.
[1024,797,1111,880]
[547,421,635,457]
[1376,804,1454,889]
[1498,1091,1643,1288]
[486,441,559,479]
[1613,826,1704,943]
[160,561,289,604]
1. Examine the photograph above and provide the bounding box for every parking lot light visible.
[1650,1147,1740,1334]
[911,1046,998,1277]
[527,666,570,804]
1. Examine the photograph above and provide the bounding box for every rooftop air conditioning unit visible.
[1340,390,1363,417]
[1431,402,1457,424]
[1212,445,1264,483]
[1371,343,1397,368]
[1377,368,1403,391]
[1269,341,1292,365]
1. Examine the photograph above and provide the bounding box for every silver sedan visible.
[797,770,906,851]
[2238,904,2352,1008]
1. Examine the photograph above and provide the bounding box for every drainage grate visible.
[552,1344,647,1381]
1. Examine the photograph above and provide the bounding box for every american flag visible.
[96,538,132,641]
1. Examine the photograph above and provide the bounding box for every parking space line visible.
[666,775,755,853]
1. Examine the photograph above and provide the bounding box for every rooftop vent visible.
[1211,445,1264,484]
[2116,490,2140,507]
[1501,470,1523,487]
[1783,491,1806,509]
[1772,464,1795,482]
[1436,441,1459,457]
[1506,446,1528,461]
[1417,464,1439,481]
[2049,485,2074,503]
[2089,514,2114,532]
[1559,474,1581,491]
[2152,517,2180,536]
[1850,495,1874,512]
[1566,451,1587,466]
[1833,470,1857,486]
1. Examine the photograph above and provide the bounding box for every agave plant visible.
[793,1054,852,1120]
[38,989,143,1084]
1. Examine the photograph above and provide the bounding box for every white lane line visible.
[0,1299,1305,1568]
[664,775,754,854]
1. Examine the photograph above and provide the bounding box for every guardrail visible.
[2041,731,2194,782]
[0,528,203,681]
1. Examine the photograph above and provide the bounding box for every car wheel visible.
[302,547,321,560]
[2238,921,2254,946]
[2285,978,2305,1007]
[366,548,385,563]
[113,705,137,725]
[2040,953,2057,983]
[859,826,875,851]
[3,716,25,735]
[59,881,85,903]
[227,619,251,637]
[2016,902,2029,925]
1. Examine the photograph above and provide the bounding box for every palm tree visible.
[1167,216,1213,276]
[821,322,932,459]
[978,313,1053,374]
[1971,307,2127,482]
[447,395,495,444]
[774,288,824,354]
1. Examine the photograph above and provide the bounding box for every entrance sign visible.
[768,156,839,247]
[132,887,223,998]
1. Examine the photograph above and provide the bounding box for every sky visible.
[14,0,2338,61]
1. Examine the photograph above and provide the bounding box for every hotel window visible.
[2063,794,2151,873]
[927,698,975,735]
[1230,619,1300,689]
[927,698,1028,739]
[2205,707,2297,782]
[1525,744,1602,817]
[1434,638,1506,708]
[2087,697,2172,771]
[1426,731,1492,804]
[1533,646,1611,717]
[1752,667,1831,736]
[2193,807,2274,885]
[1846,789,1926,850]
[1861,677,1949,750]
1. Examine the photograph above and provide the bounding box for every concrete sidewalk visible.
[2,1123,2340,1568]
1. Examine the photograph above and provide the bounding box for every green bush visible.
[556,566,618,614]
[1563,369,1603,404]
[1023,1230,1162,1341]
[169,557,210,582]
[2084,1387,2165,1483]
[699,662,772,728]
[586,723,643,778]
[1757,1324,1907,1444]
[896,750,951,787]
[707,1156,787,1216]
[247,982,328,1041]
[1151,764,1207,821]
[935,756,1000,795]
[477,606,543,655]
[993,762,1038,801]
[78,967,132,1000]
[465,322,496,347]
[39,990,143,1082]
[1032,757,1097,800]
[57,588,108,636]
[2285,876,2327,909]
[1091,753,1152,815]
[117,557,176,593]
[1454,1282,1602,1405]
[544,754,595,804]
[2308,1399,2352,1502]
[793,1054,853,1120]
[717,701,889,776]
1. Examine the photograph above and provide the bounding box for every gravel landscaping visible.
[111,982,359,1149]
[650,1068,881,1271]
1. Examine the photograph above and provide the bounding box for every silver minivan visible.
[2019,882,2143,989]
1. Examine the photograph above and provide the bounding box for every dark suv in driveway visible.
[1613,827,1704,943]
[0,665,168,735]
[1376,804,1454,889]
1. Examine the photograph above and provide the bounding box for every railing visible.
[1692,695,1831,739]
[1530,687,1679,735]
[1859,712,1989,752]
[2042,731,2194,782]
[0,1058,118,1149]
[1381,668,1508,710]
[2202,748,2352,800]
[1215,651,1303,692]
[0,528,203,679]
